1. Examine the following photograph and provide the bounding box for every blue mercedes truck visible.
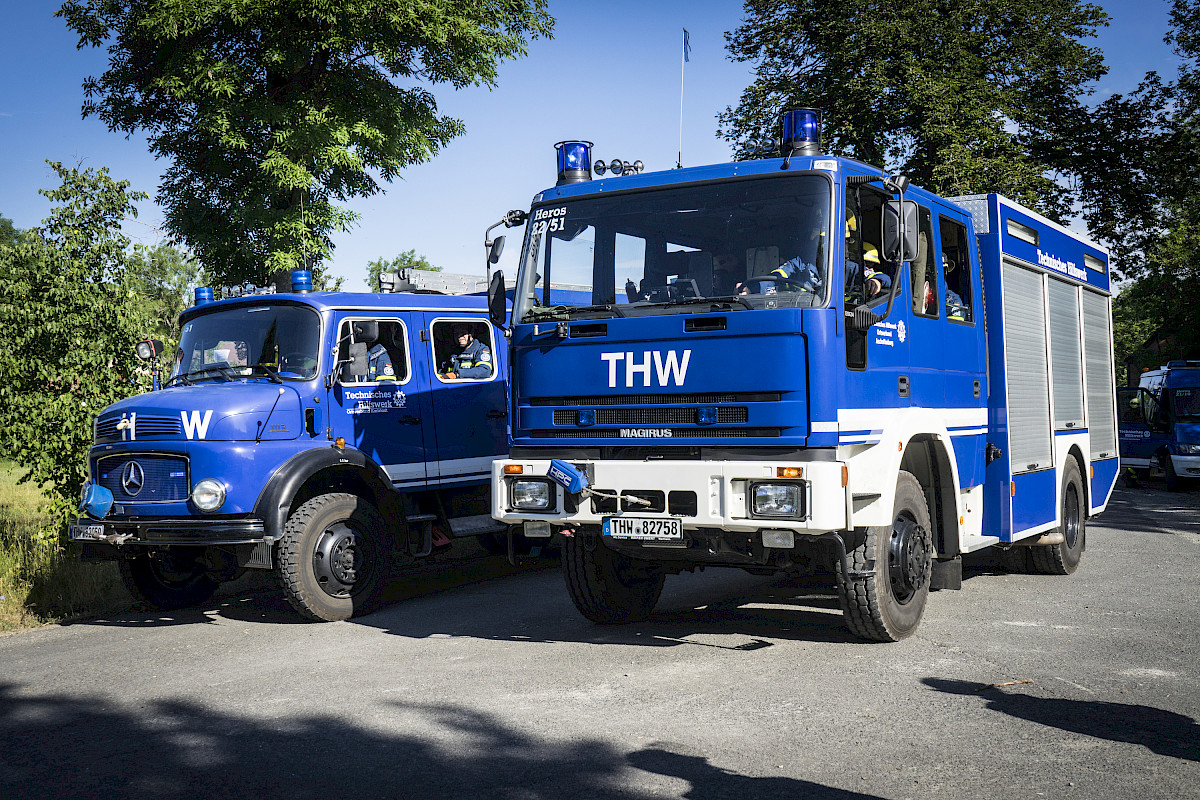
[70,270,512,621]
[485,110,1119,641]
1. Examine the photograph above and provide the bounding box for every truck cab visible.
[72,272,510,620]
[1119,360,1200,490]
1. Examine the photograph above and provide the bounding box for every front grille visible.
[96,454,189,503]
[532,392,781,406]
[535,428,782,439]
[94,415,183,443]
[554,407,749,425]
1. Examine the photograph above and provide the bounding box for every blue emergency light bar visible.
[194,287,215,306]
[555,141,593,185]
[292,269,313,293]
[781,108,821,157]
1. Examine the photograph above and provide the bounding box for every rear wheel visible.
[836,471,933,642]
[562,533,665,624]
[118,548,218,610]
[1030,459,1086,575]
[278,493,393,621]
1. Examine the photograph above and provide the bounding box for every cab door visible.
[421,314,508,485]
[329,312,431,488]
[1117,387,1163,470]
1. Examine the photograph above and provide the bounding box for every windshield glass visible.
[171,304,322,382]
[515,175,831,322]
[1173,387,1200,420]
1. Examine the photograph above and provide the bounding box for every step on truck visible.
[71,267,516,621]
[485,109,1119,641]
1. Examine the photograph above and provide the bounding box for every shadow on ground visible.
[0,683,884,800]
[923,677,1200,762]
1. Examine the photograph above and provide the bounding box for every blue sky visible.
[0,1,1185,290]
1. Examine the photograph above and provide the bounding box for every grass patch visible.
[0,461,128,632]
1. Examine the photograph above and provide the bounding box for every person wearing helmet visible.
[943,255,968,321]
[441,325,493,380]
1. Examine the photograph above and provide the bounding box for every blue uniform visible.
[367,344,397,381]
[450,338,493,379]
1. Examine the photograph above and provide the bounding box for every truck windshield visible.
[1173,388,1200,420]
[169,304,322,383]
[515,175,831,322]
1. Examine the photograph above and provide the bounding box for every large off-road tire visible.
[562,533,665,624]
[1161,450,1182,492]
[1030,459,1086,575]
[278,493,393,621]
[118,548,218,611]
[836,471,933,642]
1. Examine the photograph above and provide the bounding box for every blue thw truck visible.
[1118,360,1200,490]
[70,271,512,621]
[486,110,1119,641]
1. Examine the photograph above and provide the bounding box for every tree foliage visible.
[1077,0,1200,374]
[0,163,158,520]
[719,0,1108,219]
[365,248,441,292]
[58,0,554,286]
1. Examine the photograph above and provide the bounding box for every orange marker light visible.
[503,464,524,475]
[1010,481,1016,497]
[334,437,346,450]
[777,467,802,478]
[841,465,849,487]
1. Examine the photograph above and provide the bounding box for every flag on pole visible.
[683,28,691,62]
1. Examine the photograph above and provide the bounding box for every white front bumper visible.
[492,458,849,534]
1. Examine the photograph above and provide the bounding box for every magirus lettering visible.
[620,428,673,438]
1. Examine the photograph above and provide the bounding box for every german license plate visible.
[69,524,105,541]
[603,516,683,541]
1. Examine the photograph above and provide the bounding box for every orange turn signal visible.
[776,466,802,478]
[333,437,346,450]
[503,464,524,475]
[841,465,849,487]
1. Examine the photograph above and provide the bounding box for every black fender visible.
[252,446,401,539]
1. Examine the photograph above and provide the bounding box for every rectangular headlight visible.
[751,482,803,518]
[1178,443,1200,455]
[511,478,553,511]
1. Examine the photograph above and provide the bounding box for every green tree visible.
[365,248,441,292]
[58,0,554,286]
[0,215,18,248]
[719,0,1108,219]
[126,242,204,341]
[0,163,156,521]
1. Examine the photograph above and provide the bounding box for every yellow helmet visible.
[863,243,880,264]
[845,211,857,238]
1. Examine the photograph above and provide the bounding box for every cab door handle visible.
[398,416,421,425]
[486,409,508,419]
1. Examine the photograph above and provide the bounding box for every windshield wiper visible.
[524,305,572,322]
[168,365,237,385]
[571,304,626,318]
[248,363,284,383]
[164,372,194,388]
[656,295,756,311]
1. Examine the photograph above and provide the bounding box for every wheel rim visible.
[887,514,931,605]
[312,522,368,598]
[1063,483,1081,549]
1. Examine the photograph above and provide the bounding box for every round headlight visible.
[192,479,227,512]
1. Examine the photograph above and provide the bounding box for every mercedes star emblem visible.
[121,461,145,497]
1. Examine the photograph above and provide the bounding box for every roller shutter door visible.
[1047,279,1085,430]
[1003,261,1052,473]
[1082,290,1117,459]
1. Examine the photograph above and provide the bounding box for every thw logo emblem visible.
[181,410,214,440]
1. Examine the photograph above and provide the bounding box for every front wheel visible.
[836,471,933,642]
[278,493,393,621]
[118,548,218,610]
[1162,451,1182,492]
[562,533,665,624]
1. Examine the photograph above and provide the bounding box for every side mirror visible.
[883,199,918,263]
[488,270,507,327]
[342,342,369,382]
[351,320,379,345]
[135,339,164,361]
[488,236,505,265]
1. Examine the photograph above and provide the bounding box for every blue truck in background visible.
[1118,360,1200,491]
[70,270,514,621]
[485,109,1119,642]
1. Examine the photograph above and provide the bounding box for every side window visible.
[940,216,974,324]
[910,206,938,318]
[433,319,495,382]
[337,319,409,384]
[844,187,892,307]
